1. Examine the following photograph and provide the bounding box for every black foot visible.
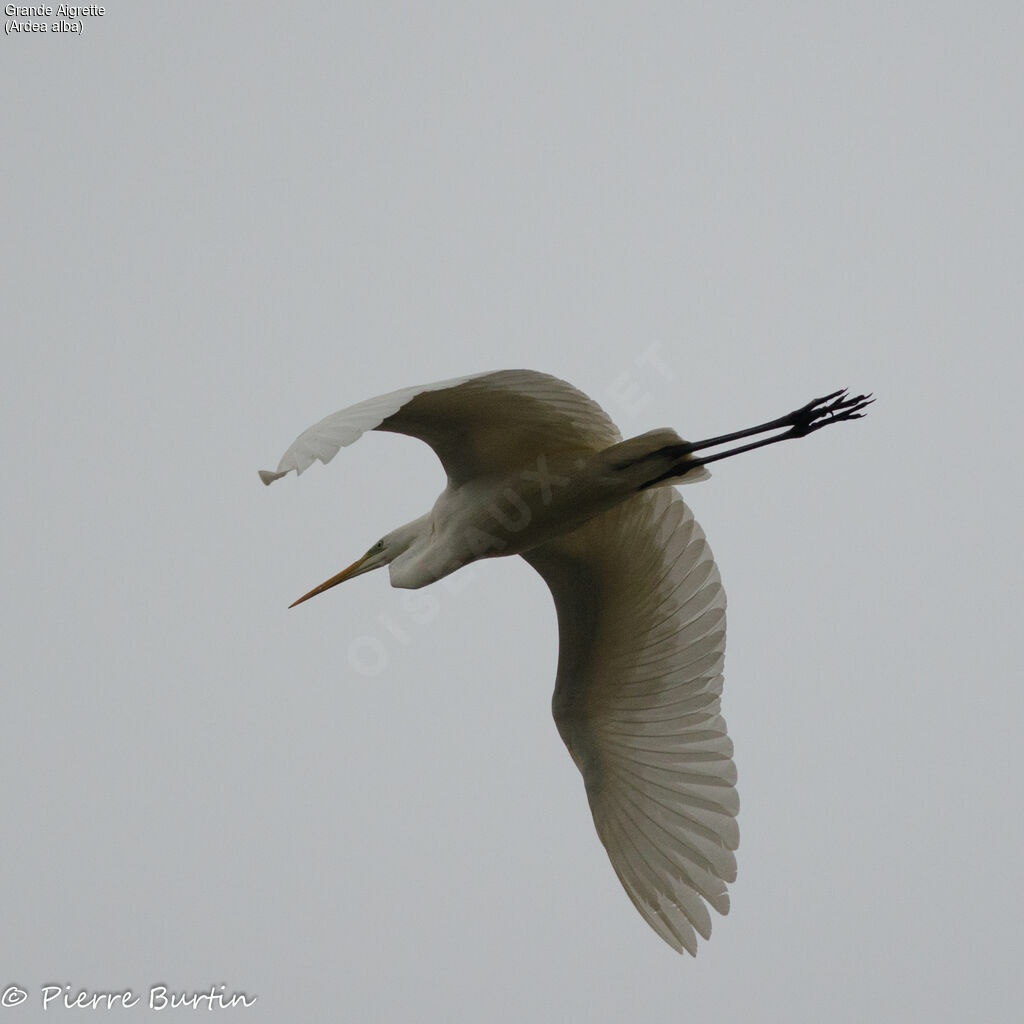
[788,388,874,438]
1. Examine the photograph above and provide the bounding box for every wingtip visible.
[258,469,288,485]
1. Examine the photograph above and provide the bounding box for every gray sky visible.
[3,3,1021,1021]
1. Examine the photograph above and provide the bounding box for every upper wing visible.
[259,369,622,488]
[523,487,736,955]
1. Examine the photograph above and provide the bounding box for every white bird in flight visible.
[260,370,871,955]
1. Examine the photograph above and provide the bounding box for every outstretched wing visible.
[260,369,622,488]
[523,487,736,955]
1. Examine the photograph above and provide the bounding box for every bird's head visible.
[288,517,428,608]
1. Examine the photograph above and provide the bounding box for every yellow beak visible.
[289,551,375,609]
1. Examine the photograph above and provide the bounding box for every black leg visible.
[686,389,873,454]
[641,389,873,488]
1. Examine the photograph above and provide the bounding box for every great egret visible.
[260,370,871,955]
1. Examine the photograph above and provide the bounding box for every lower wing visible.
[523,487,736,955]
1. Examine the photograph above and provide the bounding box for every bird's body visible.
[261,369,870,954]
[387,428,701,588]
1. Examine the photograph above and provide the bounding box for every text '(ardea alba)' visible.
[260,370,871,955]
